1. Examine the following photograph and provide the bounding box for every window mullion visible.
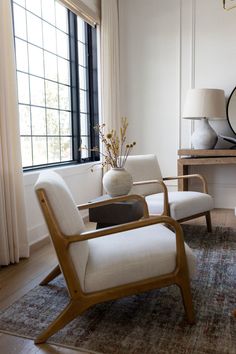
[87,25,99,161]
[68,11,81,162]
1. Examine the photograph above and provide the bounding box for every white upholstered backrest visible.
[125,154,163,196]
[34,171,89,290]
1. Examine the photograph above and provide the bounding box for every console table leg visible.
[178,161,188,191]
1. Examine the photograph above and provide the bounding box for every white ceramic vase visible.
[102,168,133,197]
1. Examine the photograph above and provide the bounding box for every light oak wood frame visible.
[133,173,212,232]
[35,189,195,344]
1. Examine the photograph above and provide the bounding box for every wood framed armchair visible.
[34,170,196,344]
[125,154,214,232]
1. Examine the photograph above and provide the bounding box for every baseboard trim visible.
[30,235,50,253]
[29,216,90,253]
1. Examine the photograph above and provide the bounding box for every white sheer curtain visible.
[101,0,120,132]
[0,0,29,265]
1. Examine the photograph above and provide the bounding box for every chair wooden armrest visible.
[132,179,169,215]
[133,179,161,186]
[77,194,149,218]
[163,174,208,193]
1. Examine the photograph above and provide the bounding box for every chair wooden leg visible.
[178,280,195,324]
[34,300,88,344]
[40,265,61,286]
[205,211,212,233]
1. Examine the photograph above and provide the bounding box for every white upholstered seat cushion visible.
[84,224,196,293]
[146,191,214,220]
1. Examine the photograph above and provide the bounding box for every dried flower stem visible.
[80,117,136,170]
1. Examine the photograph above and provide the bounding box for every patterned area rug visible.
[0,224,235,354]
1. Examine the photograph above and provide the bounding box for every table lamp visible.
[183,88,226,149]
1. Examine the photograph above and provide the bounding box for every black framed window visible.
[12,0,99,170]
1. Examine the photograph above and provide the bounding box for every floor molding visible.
[29,235,50,253]
[29,216,90,253]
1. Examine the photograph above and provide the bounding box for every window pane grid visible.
[18,102,71,113]
[16,70,70,90]
[15,36,70,64]
[13,1,99,169]
[14,2,69,35]
[78,63,88,70]
[13,0,72,167]
[21,135,72,137]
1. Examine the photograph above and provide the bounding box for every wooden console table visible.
[177,149,236,191]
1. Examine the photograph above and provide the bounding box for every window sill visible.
[23,161,102,187]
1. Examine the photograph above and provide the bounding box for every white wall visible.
[24,164,102,247]
[119,0,236,207]
[119,0,180,179]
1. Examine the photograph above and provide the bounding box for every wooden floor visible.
[0,208,235,354]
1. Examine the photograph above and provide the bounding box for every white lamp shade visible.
[183,88,226,120]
